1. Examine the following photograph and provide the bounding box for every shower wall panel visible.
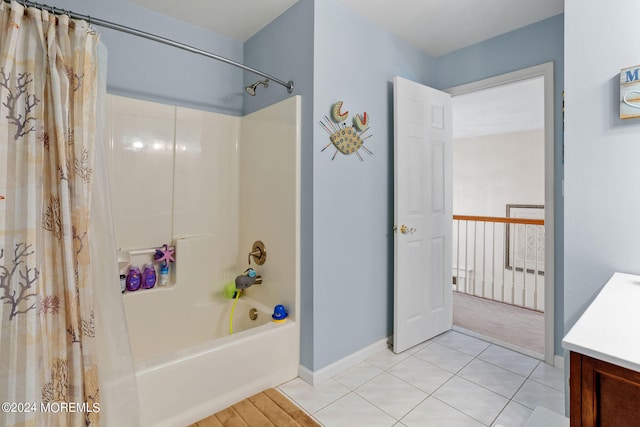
[237,96,301,320]
[110,95,175,250]
[108,95,240,256]
[109,95,300,351]
[174,107,240,251]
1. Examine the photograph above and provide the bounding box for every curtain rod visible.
[6,0,294,93]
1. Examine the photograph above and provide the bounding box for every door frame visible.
[445,62,555,365]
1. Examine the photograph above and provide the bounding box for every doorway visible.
[446,63,555,365]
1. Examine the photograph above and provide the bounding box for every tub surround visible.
[106,95,301,426]
[238,97,301,317]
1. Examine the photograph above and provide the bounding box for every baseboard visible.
[297,364,314,385]
[297,338,390,385]
[554,354,564,368]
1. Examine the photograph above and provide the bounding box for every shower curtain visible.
[0,2,138,426]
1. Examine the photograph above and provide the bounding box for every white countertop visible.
[563,272,640,373]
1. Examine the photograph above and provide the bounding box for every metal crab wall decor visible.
[319,101,373,161]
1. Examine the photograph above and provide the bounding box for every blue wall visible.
[245,0,436,370]
[47,0,244,115]
[434,14,565,354]
[312,0,435,370]
[243,0,316,368]
[564,0,640,338]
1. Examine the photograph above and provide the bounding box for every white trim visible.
[453,326,564,369]
[452,326,544,361]
[297,365,315,385]
[297,338,389,385]
[446,62,556,366]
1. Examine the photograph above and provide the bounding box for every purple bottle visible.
[141,263,157,289]
[126,264,142,291]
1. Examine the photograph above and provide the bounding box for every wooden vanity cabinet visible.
[570,351,640,427]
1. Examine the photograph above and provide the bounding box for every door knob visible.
[400,224,417,234]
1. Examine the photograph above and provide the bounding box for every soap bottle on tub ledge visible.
[158,262,170,286]
[125,264,142,292]
[141,263,157,289]
[153,243,174,286]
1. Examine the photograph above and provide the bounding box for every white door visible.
[393,76,453,354]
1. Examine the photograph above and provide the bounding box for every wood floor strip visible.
[214,407,249,427]
[263,389,321,427]
[191,389,319,427]
[231,398,274,427]
[247,392,301,426]
[194,414,224,427]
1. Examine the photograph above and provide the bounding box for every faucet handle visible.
[248,241,267,265]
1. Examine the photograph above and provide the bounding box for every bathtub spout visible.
[235,274,261,289]
[235,268,262,290]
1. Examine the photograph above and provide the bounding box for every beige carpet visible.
[453,291,544,354]
[188,388,320,427]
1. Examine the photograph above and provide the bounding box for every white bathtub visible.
[128,295,299,427]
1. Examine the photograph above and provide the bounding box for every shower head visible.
[245,79,269,96]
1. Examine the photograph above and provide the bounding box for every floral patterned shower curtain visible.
[0,2,101,425]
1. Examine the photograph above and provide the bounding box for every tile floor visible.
[278,331,565,427]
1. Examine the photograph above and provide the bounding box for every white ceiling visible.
[452,76,544,140]
[127,0,299,42]
[127,0,563,56]
[336,0,564,57]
